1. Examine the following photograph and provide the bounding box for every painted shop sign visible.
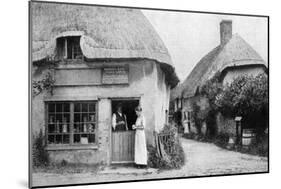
[102,67,129,84]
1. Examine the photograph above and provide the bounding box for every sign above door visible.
[102,66,129,84]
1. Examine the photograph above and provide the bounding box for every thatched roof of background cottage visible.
[171,34,267,100]
[31,2,179,87]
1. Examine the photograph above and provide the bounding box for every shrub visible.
[32,130,50,167]
[168,140,185,169]
[213,133,230,147]
[147,145,171,169]
[33,71,55,97]
[60,159,68,167]
[148,124,185,169]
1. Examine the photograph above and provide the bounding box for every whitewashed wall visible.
[32,59,171,163]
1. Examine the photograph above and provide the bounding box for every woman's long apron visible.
[134,116,147,165]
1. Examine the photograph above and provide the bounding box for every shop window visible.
[47,101,97,146]
[56,36,83,60]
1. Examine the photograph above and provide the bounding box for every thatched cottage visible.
[31,2,179,165]
[171,20,267,136]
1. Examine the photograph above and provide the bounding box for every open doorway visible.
[111,99,139,131]
[111,99,139,163]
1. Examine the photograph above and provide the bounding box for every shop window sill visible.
[46,144,98,151]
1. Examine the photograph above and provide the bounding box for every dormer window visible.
[56,36,83,60]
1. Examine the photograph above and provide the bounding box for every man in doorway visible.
[112,103,128,131]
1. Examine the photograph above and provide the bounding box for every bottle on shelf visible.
[56,120,60,133]
[83,116,88,133]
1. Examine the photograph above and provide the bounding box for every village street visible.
[33,138,268,187]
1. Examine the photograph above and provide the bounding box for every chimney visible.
[220,20,232,45]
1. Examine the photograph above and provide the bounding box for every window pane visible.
[89,103,95,112]
[88,123,95,133]
[89,113,95,122]
[55,135,62,144]
[82,103,88,112]
[62,135,70,144]
[89,134,95,143]
[81,123,88,133]
[74,134,81,143]
[56,123,62,133]
[56,37,65,59]
[81,134,88,144]
[56,103,63,112]
[48,135,55,144]
[63,103,70,112]
[48,124,55,133]
[82,113,88,122]
[74,103,81,112]
[62,124,69,133]
[55,114,62,123]
[74,113,81,123]
[63,114,70,123]
[48,114,55,123]
[73,45,82,59]
[48,103,55,113]
[74,123,81,133]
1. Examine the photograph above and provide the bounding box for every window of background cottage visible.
[47,102,97,146]
[187,111,192,128]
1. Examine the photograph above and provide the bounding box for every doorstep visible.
[99,166,158,175]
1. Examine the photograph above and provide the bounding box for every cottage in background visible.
[171,20,268,137]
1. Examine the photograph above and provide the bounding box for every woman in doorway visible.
[132,106,147,168]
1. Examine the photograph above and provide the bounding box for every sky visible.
[142,10,268,82]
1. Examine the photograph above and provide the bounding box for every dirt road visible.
[32,138,268,187]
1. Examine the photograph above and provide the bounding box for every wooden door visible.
[111,131,135,163]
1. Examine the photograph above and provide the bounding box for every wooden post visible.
[235,121,239,144]
[235,116,242,145]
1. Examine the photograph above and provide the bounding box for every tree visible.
[199,72,268,135]
[215,73,268,132]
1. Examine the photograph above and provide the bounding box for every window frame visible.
[56,36,83,60]
[45,101,98,150]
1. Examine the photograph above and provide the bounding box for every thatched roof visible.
[171,34,267,100]
[31,2,179,87]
